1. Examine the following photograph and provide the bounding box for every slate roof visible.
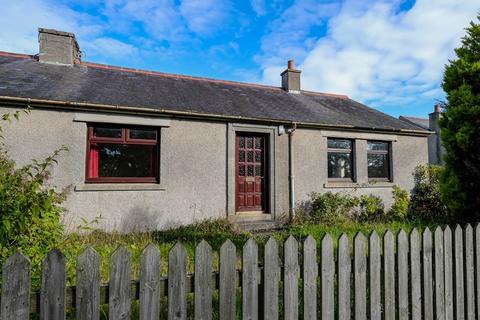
[399,116,430,130]
[0,52,426,133]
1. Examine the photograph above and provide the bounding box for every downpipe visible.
[287,124,297,222]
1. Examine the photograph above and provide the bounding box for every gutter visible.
[0,95,432,136]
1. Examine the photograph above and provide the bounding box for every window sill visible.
[75,183,166,192]
[324,181,394,189]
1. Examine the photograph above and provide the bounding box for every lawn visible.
[52,218,442,287]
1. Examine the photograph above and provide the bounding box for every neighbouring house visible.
[0,28,430,232]
[399,104,444,165]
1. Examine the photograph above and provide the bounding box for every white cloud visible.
[259,0,479,114]
[250,0,267,16]
[0,0,101,54]
[85,37,139,59]
[180,0,231,36]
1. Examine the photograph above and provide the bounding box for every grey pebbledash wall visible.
[0,105,428,232]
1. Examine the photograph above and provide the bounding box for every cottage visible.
[0,29,429,231]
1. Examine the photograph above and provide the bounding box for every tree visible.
[440,16,480,220]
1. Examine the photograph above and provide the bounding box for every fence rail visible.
[1,224,480,319]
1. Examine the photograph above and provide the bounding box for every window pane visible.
[129,128,157,140]
[247,137,253,149]
[93,127,122,138]
[368,141,389,151]
[328,139,352,149]
[239,165,245,176]
[239,137,245,148]
[255,151,262,163]
[247,151,254,163]
[97,144,156,177]
[368,154,389,178]
[239,150,245,162]
[255,165,262,176]
[247,165,254,176]
[328,152,352,179]
[255,137,263,149]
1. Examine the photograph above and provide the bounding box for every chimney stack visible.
[38,28,81,65]
[281,60,301,93]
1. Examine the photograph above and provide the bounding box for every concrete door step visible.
[235,220,285,233]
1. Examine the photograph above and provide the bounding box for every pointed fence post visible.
[40,249,66,320]
[1,252,30,320]
[444,226,454,320]
[338,234,351,320]
[139,244,161,320]
[264,237,280,320]
[454,225,465,320]
[354,232,367,320]
[243,238,259,320]
[397,230,409,320]
[303,236,317,320]
[109,246,131,320]
[220,240,237,320]
[423,228,433,320]
[369,231,381,320]
[434,227,445,320]
[284,236,299,320]
[168,242,187,320]
[76,247,101,320]
[384,230,395,320]
[321,234,334,320]
[464,224,475,320]
[195,240,213,320]
[410,228,422,320]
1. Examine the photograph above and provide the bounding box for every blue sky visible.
[0,0,478,118]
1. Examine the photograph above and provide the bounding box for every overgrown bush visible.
[0,110,66,282]
[309,191,359,223]
[409,165,448,221]
[388,185,409,219]
[358,195,385,221]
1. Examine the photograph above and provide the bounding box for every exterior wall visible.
[0,106,227,232]
[294,128,428,210]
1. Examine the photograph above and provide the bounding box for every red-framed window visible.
[86,124,159,183]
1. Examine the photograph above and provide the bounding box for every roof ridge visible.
[0,51,34,59]
[0,50,349,98]
[80,61,284,92]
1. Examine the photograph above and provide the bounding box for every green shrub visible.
[388,185,409,219]
[409,165,448,221]
[358,195,385,221]
[309,191,359,223]
[0,110,66,284]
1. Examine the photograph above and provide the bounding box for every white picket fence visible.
[0,224,479,319]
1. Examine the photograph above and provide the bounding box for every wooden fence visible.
[1,224,480,319]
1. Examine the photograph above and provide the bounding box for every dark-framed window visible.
[367,141,390,181]
[86,124,159,183]
[327,138,354,180]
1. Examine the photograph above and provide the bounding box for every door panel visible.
[236,134,267,212]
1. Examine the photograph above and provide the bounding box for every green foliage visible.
[388,185,409,219]
[409,165,448,221]
[308,191,359,223]
[305,191,390,224]
[358,195,385,221]
[0,110,66,284]
[440,16,480,219]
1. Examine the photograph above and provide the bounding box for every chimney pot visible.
[281,60,301,93]
[434,104,441,113]
[38,28,81,65]
[288,60,295,70]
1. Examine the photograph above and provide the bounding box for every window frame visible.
[327,138,355,182]
[367,140,391,182]
[85,123,160,184]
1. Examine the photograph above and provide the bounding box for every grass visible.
[48,217,445,288]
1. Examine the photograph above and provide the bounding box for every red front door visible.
[236,134,267,212]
